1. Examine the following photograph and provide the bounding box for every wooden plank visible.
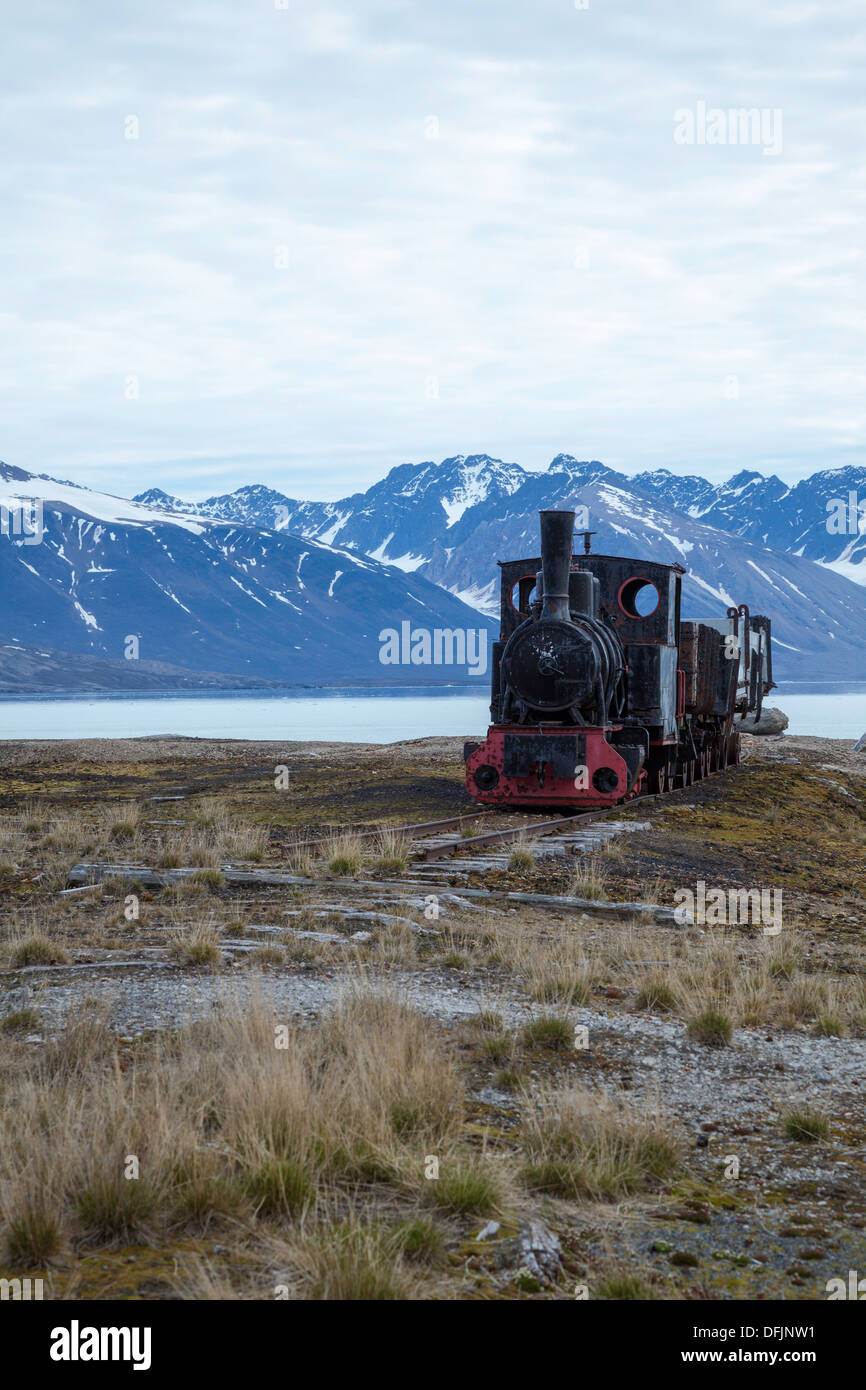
[65,863,683,921]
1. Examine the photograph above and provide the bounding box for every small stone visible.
[475,1221,501,1242]
[696,1133,709,1148]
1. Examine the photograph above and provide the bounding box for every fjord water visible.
[0,684,863,742]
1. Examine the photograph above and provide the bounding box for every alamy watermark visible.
[826,1270,866,1299]
[1,499,44,545]
[825,491,865,535]
[1,1276,44,1300]
[378,622,488,676]
[674,880,783,935]
[674,102,783,157]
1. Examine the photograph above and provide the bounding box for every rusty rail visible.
[420,797,669,861]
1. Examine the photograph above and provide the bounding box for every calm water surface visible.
[0,684,863,742]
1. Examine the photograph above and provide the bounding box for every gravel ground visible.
[10,958,865,1121]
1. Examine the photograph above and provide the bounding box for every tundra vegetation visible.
[0,734,863,1299]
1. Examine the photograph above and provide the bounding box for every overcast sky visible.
[1,0,863,501]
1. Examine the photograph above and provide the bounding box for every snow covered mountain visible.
[150,453,866,591]
[138,453,526,572]
[0,464,495,686]
[632,465,866,583]
[5,450,864,689]
[418,458,866,678]
[132,453,866,680]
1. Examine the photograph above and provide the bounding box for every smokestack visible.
[539,509,575,622]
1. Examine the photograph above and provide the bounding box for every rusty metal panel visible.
[679,622,700,709]
[679,622,720,715]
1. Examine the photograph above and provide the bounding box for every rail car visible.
[464,509,773,808]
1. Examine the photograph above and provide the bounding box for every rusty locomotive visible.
[464,509,773,809]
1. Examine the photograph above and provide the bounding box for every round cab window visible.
[510,577,538,613]
[618,577,659,619]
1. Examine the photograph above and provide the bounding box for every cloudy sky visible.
[1,0,863,500]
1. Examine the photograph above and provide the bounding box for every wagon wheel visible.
[652,764,668,795]
[676,760,689,789]
[687,759,696,786]
[729,732,741,765]
[719,739,728,771]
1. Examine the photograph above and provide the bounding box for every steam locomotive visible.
[464,509,773,808]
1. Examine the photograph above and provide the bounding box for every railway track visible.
[368,752,743,882]
[65,758,743,905]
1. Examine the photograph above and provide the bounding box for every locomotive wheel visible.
[687,759,696,786]
[651,764,668,795]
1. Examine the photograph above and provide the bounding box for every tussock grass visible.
[10,936,70,967]
[392,1215,446,1264]
[374,826,411,875]
[0,1007,41,1033]
[285,833,315,878]
[275,1219,417,1300]
[508,835,535,871]
[460,819,485,839]
[0,990,471,1269]
[324,831,364,877]
[522,1014,574,1050]
[4,1198,63,1266]
[633,974,677,1013]
[566,856,608,902]
[521,1083,679,1201]
[247,945,286,967]
[596,1271,656,1300]
[168,925,223,967]
[529,959,596,1006]
[38,1004,116,1081]
[426,1155,503,1216]
[782,1108,829,1142]
[685,1007,733,1048]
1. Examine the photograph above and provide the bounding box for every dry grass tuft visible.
[521,1083,679,1201]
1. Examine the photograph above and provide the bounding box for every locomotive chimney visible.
[539,509,575,623]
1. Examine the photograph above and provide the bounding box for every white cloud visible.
[0,0,862,500]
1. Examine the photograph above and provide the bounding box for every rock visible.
[854,732,866,754]
[475,1220,501,1242]
[739,707,789,735]
[496,1219,562,1285]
